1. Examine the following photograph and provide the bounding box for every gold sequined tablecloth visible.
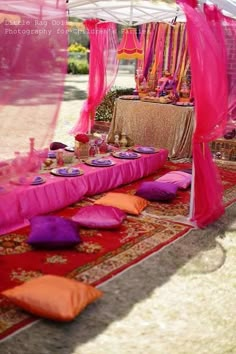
[108,99,194,159]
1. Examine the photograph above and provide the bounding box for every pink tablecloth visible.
[0,149,168,235]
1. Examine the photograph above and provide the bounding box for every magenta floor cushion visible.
[72,205,126,229]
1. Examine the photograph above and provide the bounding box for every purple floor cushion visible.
[156,171,192,189]
[136,181,178,201]
[27,215,81,249]
[72,205,126,229]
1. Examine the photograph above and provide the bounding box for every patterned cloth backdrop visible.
[137,22,191,95]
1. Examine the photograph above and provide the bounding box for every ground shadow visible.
[0,75,88,106]
[63,85,87,101]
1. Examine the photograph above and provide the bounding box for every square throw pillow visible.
[156,171,192,189]
[2,275,103,322]
[72,205,126,229]
[27,215,81,249]
[94,192,148,215]
[135,181,178,201]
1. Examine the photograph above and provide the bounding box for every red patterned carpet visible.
[0,161,235,341]
[91,161,236,217]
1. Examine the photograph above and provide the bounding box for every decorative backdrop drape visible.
[70,19,119,135]
[179,0,228,227]
[138,22,190,90]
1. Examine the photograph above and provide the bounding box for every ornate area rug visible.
[0,201,191,341]
[0,161,235,342]
[90,161,236,218]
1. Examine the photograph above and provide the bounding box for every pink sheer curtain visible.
[179,1,228,227]
[70,19,119,135]
[0,0,67,186]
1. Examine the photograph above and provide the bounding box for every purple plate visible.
[133,146,158,154]
[48,151,56,159]
[31,176,46,185]
[85,158,115,167]
[113,151,140,159]
[50,168,83,177]
[91,159,113,166]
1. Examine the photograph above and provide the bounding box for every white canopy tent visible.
[67,0,236,24]
[0,1,236,23]
[67,0,186,25]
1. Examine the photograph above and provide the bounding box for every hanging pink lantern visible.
[117,28,143,60]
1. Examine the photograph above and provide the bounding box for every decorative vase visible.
[74,140,89,160]
[63,150,74,165]
[56,149,64,166]
[114,134,120,149]
[120,133,128,149]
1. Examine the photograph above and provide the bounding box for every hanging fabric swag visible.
[179,0,228,227]
[70,19,119,135]
[138,22,190,91]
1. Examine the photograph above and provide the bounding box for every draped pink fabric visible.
[0,0,67,186]
[179,1,228,227]
[70,19,119,135]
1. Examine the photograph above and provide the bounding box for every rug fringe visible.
[141,211,197,228]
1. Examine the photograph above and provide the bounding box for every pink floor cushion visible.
[27,215,81,249]
[72,205,126,229]
[156,171,192,189]
[136,181,178,201]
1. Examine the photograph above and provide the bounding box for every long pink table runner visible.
[0,149,168,235]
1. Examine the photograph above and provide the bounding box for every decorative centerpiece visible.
[75,134,90,159]
[178,77,191,103]
[156,71,176,96]
[135,67,148,98]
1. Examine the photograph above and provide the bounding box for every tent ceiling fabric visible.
[0,1,236,23]
[67,0,236,25]
[67,0,185,25]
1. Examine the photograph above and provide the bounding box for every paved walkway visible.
[53,72,135,146]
